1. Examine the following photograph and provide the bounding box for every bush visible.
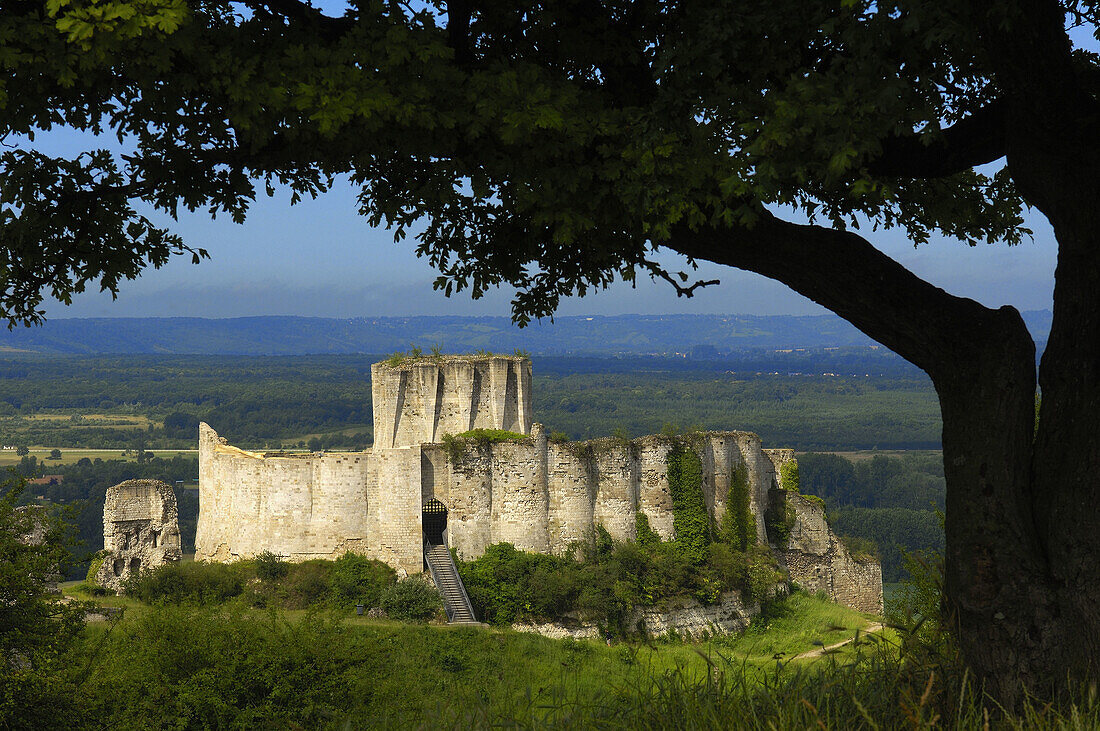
[743,544,785,604]
[779,460,800,492]
[460,543,553,624]
[283,560,332,609]
[327,552,396,609]
[765,493,796,548]
[84,550,108,586]
[379,578,442,622]
[719,462,754,551]
[125,562,244,605]
[458,532,785,635]
[635,511,660,548]
[442,429,528,463]
[840,534,879,563]
[73,605,360,728]
[255,550,289,581]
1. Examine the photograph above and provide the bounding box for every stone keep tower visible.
[371,356,533,447]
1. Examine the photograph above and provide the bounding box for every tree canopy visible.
[4,0,1100,706]
[1,0,1042,324]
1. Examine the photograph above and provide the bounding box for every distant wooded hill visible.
[0,311,1053,356]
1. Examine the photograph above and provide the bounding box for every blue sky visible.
[41,178,1059,320]
[36,11,1095,322]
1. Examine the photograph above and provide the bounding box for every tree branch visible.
[667,211,1028,378]
[867,100,1007,178]
[248,0,354,39]
[641,259,720,297]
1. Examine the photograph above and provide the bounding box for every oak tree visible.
[3,0,1099,704]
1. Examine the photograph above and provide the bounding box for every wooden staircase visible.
[424,539,479,624]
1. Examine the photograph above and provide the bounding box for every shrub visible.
[840,534,879,563]
[74,605,360,729]
[379,577,442,622]
[441,428,526,463]
[765,492,796,548]
[707,542,748,591]
[743,544,785,604]
[460,428,527,442]
[284,560,333,609]
[125,561,244,605]
[85,550,108,586]
[255,550,289,581]
[592,524,615,560]
[327,552,396,609]
[635,511,660,549]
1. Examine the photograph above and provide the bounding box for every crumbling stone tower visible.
[96,479,182,594]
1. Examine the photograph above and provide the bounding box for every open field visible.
[0,448,197,467]
[16,412,156,426]
[0,353,940,451]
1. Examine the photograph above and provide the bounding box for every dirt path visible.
[794,622,884,660]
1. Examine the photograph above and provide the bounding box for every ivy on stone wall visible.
[635,511,660,549]
[666,442,710,564]
[779,460,800,493]
[720,462,754,551]
[765,492,796,549]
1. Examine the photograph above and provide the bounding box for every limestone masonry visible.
[196,354,882,613]
[96,479,182,594]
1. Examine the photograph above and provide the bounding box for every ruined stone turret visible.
[96,479,182,594]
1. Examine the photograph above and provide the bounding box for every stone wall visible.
[197,420,779,568]
[371,356,532,448]
[419,428,780,559]
[96,479,182,594]
[780,493,884,614]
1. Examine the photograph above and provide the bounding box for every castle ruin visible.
[196,355,882,613]
[96,479,182,594]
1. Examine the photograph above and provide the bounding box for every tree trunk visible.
[1012,127,1100,698]
[934,311,1055,706]
[672,194,1099,704]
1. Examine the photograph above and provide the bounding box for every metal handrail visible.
[423,535,476,623]
[424,538,455,621]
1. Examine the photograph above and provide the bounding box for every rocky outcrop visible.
[95,479,182,594]
[513,589,766,641]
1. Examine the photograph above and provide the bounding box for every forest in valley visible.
[0,350,940,450]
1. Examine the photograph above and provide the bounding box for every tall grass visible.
[61,587,1100,729]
